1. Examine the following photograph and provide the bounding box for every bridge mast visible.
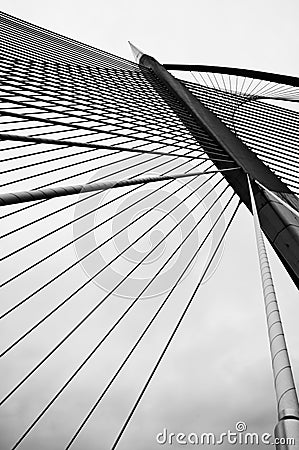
[131,43,299,448]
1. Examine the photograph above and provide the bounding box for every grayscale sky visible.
[0,1,299,449]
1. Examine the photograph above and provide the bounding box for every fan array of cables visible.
[0,11,241,450]
[167,67,299,194]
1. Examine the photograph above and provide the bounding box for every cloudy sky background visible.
[0,1,299,449]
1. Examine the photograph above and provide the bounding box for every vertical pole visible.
[248,175,299,449]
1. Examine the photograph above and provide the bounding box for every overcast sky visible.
[0,1,299,449]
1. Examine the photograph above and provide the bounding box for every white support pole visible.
[248,175,299,449]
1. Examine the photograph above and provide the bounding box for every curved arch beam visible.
[163,64,299,87]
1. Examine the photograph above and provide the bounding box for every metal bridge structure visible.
[0,10,299,450]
